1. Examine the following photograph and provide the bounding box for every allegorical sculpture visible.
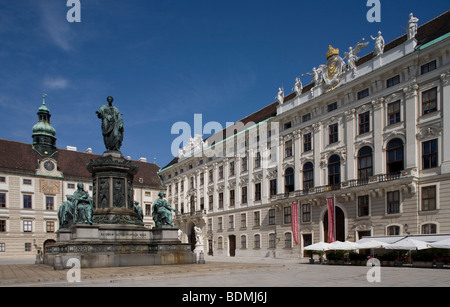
[152,191,179,228]
[57,183,94,228]
[407,13,419,40]
[345,39,369,77]
[133,201,144,222]
[371,31,385,56]
[72,182,94,225]
[96,96,124,152]
[58,195,74,229]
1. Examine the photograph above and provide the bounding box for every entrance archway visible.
[323,206,345,242]
[43,239,56,255]
[229,235,236,257]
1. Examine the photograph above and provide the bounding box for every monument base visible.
[44,225,196,269]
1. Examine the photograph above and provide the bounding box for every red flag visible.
[291,202,299,245]
[327,197,336,243]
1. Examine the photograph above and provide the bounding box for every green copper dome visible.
[32,95,57,156]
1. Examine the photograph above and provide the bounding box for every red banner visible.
[327,197,336,243]
[291,202,299,245]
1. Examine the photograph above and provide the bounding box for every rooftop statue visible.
[345,39,369,77]
[407,13,419,40]
[152,191,179,228]
[371,31,385,56]
[96,96,124,152]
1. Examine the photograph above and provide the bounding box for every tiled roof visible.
[0,139,164,189]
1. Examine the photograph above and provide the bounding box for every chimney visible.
[66,146,77,151]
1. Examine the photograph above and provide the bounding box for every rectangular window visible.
[241,186,247,204]
[283,121,292,130]
[270,179,277,197]
[24,243,32,252]
[23,220,32,232]
[208,195,213,210]
[240,213,247,229]
[422,186,436,211]
[218,193,224,209]
[46,221,55,233]
[387,191,400,214]
[229,162,235,176]
[285,140,293,158]
[254,234,260,249]
[23,195,32,209]
[218,166,224,179]
[241,157,248,172]
[218,217,223,230]
[268,209,276,225]
[302,204,311,223]
[254,152,261,168]
[269,233,276,248]
[208,170,213,182]
[285,233,292,248]
[46,196,54,211]
[0,177,5,183]
[386,75,400,88]
[388,100,401,125]
[229,190,235,207]
[358,195,369,217]
[284,206,291,224]
[422,87,437,115]
[0,243,5,252]
[303,133,312,152]
[145,204,151,216]
[302,113,311,122]
[0,193,6,208]
[421,60,436,75]
[254,211,260,227]
[0,220,6,232]
[23,179,32,185]
[422,139,438,169]
[229,215,234,229]
[254,183,261,201]
[357,88,369,100]
[328,102,337,112]
[329,123,338,144]
[241,235,247,249]
[359,111,370,135]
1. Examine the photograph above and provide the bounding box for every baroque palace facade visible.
[159,11,450,258]
[0,99,164,257]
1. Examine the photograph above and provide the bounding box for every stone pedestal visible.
[44,151,196,269]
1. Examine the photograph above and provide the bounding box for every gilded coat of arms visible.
[321,45,346,91]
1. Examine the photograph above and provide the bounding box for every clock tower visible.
[32,94,57,157]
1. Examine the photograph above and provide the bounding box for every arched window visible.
[387,139,404,174]
[358,147,373,179]
[190,195,195,213]
[328,155,341,188]
[303,162,314,190]
[285,167,295,193]
[387,225,400,236]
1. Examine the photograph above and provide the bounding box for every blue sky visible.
[0,0,448,168]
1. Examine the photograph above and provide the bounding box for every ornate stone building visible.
[159,11,450,258]
[0,98,164,257]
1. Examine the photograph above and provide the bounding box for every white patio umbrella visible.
[384,238,430,250]
[356,240,391,249]
[428,238,450,249]
[328,241,360,250]
[304,242,332,251]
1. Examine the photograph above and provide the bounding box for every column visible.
[372,98,384,175]
[403,83,419,170]
[441,71,450,173]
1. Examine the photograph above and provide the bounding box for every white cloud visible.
[44,77,69,89]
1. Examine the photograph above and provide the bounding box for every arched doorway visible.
[43,239,56,255]
[323,206,345,242]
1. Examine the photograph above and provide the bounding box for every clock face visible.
[44,161,55,171]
